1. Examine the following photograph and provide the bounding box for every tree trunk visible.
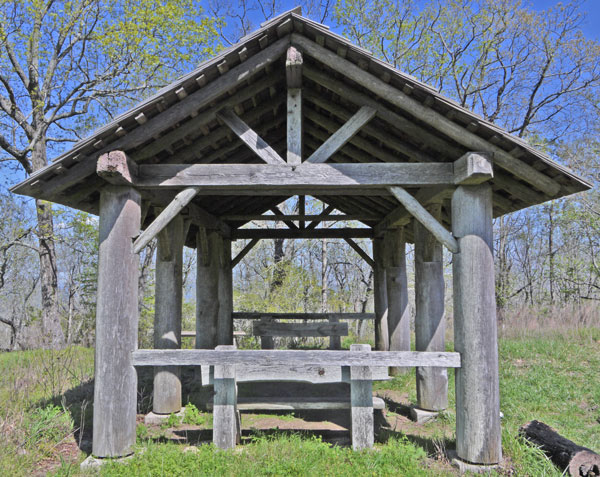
[31,138,64,349]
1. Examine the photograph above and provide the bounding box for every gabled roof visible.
[11,8,591,243]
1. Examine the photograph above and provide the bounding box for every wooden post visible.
[153,215,184,414]
[384,228,410,375]
[259,318,275,349]
[213,345,239,450]
[196,229,219,351]
[93,185,140,457]
[373,238,389,351]
[217,237,233,345]
[328,316,341,349]
[349,344,374,450]
[414,205,448,411]
[452,183,501,465]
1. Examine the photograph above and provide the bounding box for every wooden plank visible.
[287,88,302,165]
[207,396,386,411]
[131,349,462,368]
[233,312,374,320]
[22,37,291,199]
[153,215,183,414]
[270,206,299,229]
[93,186,140,458]
[305,106,377,163]
[414,205,448,412]
[328,316,342,350]
[231,238,260,267]
[293,34,561,197]
[385,228,410,376]
[344,238,374,268]
[373,238,389,351]
[388,186,459,253]
[133,188,199,254]
[349,344,374,450]
[252,321,349,337]
[223,214,378,222]
[452,184,501,464]
[213,345,239,450]
[134,163,456,190]
[307,204,335,229]
[232,228,373,239]
[185,202,231,237]
[217,108,286,165]
[286,46,303,88]
[217,238,233,345]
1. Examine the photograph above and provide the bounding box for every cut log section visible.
[520,420,600,477]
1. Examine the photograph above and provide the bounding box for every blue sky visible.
[531,0,600,39]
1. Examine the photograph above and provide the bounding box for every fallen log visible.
[520,420,600,476]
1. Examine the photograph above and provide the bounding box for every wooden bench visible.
[132,345,461,450]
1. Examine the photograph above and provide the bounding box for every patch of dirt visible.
[34,437,82,476]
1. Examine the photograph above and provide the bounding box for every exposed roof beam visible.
[222,214,379,221]
[286,46,303,88]
[232,228,373,239]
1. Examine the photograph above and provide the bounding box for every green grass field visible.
[1,328,598,476]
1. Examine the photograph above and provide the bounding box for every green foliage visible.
[181,403,211,427]
[25,404,73,453]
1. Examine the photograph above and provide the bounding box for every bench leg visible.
[213,345,238,449]
[349,344,374,450]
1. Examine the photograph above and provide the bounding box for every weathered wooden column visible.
[196,229,220,351]
[153,214,184,414]
[372,238,389,351]
[414,205,448,412]
[93,184,140,457]
[452,183,501,465]
[384,228,410,375]
[217,237,233,345]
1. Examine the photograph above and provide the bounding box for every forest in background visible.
[1,0,599,350]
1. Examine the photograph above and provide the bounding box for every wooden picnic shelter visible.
[11,8,590,470]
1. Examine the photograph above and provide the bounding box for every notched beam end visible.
[454,152,493,185]
[286,46,303,88]
[97,151,138,185]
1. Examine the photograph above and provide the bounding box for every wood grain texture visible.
[232,312,374,320]
[373,238,389,351]
[349,344,374,450]
[131,349,461,368]
[286,46,303,88]
[217,238,233,345]
[252,321,349,337]
[213,345,239,450]
[454,152,493,185]
[93,186,140,458]
[414,210,448,412]
[287,88,302,165]
[96,151,138,185]
[231,228,373,239]
[196,230,220,353]
[452,183,501,464]
[207,396,386,411]
[153,215,183,414]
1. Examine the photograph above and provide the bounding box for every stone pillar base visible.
[409,406,441,424]
[448,451,500,474]
[144,407,186,426]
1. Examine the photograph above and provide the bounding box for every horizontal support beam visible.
[223,214,379,222]
[233,312,374,320]
[232,228,373,239]
[252,321,349,337]
[133,163,456,190]
[132,349,461,368]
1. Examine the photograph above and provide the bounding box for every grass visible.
[0,328,599,475]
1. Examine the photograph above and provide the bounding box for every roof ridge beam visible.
[292,34,560,197]
[217,108,287,165]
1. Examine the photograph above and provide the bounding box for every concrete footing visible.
[144,407,185,426]
[409,406,440,424]
[447,451,500,474]
[80,453,134,470]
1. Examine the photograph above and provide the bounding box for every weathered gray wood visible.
[134,163,456,190]
[348,344,374,450]
[224,214,378,222]
[328,316,342,349]
[373,238,389,351]
[454,152,493,185]
[131,349,462,368]
[207,396,386,411]
[389,186,459,253]
[213,345,239,450]
[153,215,184,414]
[200,364,390,385]
[258,318,275,349]
[286,46,303,88]
[232,228,373,240]
[233,312,374,320]
[231,238,259,267]
[217,238,233,345]
[287,88,302,165]
[96,151,138,185]
[293,34,561,197]
[185,202,231,237]
[196,229,219,351]
[217,108,286,165]
[27,37,291,199]
[252,321,349,337]
[93,186,140,458]
[306,204,335,229]
[384,228,410,375]
[270,206,299,229]
[452,183,501,464]
[344,238,375,267]
[306,106,377,164]
[414,206,448,412]
[133,188,198,254]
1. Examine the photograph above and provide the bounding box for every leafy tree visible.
[0,0,220,347]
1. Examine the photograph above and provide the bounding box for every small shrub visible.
[182,403,208,426]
